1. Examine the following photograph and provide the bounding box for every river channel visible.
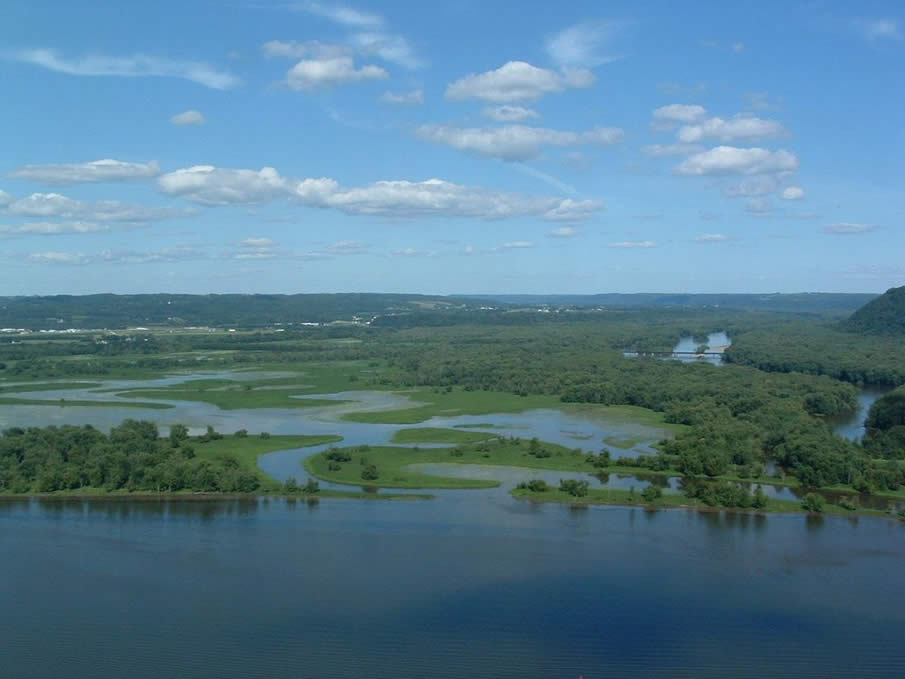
[2,369,905,677]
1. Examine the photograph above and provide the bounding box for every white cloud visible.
[300,2,383,29]
[821,223,876,235]
[416,124,623,161]
[678,115,785,143]
[652,104,707,124]
[11,49,239,89]
[4,192,193,222]
[677,146,799,175]
[157,166,290,205]
[0,190,11,207]
[159,165,604,222]
[28,246,204,265]
[607,241,656,248]
[500,241,534,249]
[695,233,729,243]
[379,89,424,105]
[286,56,387,89]
[350,32,421,69]
[445,61,594,103]
[0,221,113,236]
[539,198,602,222]
[546,20,622,67]
[781,186,805,200]
[724,176,780,197]
[9,159,160,185]
[170,110,206,126]
[548,226,577,238]
[732,41,745,53]
[482,105,540,122]
[854,18,902,41]
[641,143,704,157]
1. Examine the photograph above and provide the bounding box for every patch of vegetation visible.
[390,427,494,444]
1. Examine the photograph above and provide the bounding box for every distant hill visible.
[0,293,472,330]
[463,293,878,316]
[844,286,905,335]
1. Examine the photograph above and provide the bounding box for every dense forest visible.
[843,286,905,335]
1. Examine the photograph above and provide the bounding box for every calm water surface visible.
[3,370,905,678]
[2,497,904,679]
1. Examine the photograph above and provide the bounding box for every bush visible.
[801,492,825,513]
[234,429,248,438]
[260,432,271,439]
[559,479,589,497]
[361,464,379,481]
[517,479,549,492]
[641,484,662,503]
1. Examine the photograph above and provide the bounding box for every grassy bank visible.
[510,487,895,518]
[193,434,343,489]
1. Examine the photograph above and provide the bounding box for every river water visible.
[3,371,905,678]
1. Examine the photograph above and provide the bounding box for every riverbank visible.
[510,487,903,520]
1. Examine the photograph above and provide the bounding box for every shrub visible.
[801,492,825,513]
[641,484,663,503]
[361,464,379,481]
[559,479,589,497]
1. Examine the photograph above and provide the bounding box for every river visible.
[3,371,905,677]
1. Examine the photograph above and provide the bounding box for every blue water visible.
[2,497,904,678]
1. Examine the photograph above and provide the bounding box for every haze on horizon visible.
[0,0,902,296]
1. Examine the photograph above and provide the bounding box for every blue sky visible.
[1,0,902,295]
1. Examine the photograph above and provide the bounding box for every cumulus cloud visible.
[10,49,239,89]
[9,159,160,185]
[286,56,387,89]
[677,146,799,175]
[695,233,729,243]
[4,192,193,222]
[607,240,656,248]
[821,223,876,235]
[547,226,577,238]
[781,186,805,200]
[157,166,291,205]
[416,124,623,161]
[854,18,902,41]
[379,89,423,105]
[158,165,604,222]
[445,61,594,103]
[678,115,785,143]
[0,190,11,206]
[641,143,704,157]
[482,105,540,122]
[653,104,707,124]
[169,110,206,126]
[546,20,622,68]
[500,241,534,249]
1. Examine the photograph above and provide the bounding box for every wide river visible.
[2,369,904,678]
